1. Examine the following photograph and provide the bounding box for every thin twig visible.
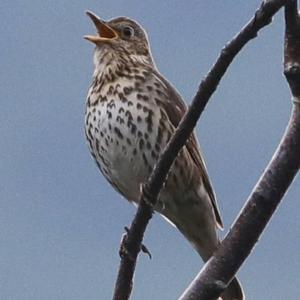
[112,1,292,299]
[179,1,300,299]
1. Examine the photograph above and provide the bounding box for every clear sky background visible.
[1,1,299,299]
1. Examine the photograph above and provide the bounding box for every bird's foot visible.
[119,226,152,260]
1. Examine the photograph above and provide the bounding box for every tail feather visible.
[168,196,245,300]
[221,276,244,300]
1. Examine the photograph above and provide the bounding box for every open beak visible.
[84,11,118,44]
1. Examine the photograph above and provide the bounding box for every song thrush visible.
[84,11,244,300]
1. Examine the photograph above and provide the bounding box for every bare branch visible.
[179,103,300,300]
[112,1,292,299]
[284,0,300,99]
[179,1,300,300]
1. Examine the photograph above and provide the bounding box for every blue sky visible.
[1,1,299,299]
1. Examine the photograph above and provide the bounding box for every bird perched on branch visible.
[84,11,244,300]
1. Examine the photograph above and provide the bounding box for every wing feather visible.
[152,69,223,228]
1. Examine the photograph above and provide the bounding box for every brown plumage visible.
[84,11,244,300]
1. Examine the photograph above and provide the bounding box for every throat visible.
[93,48,154,80]
[87,48,155,107]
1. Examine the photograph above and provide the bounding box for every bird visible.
[84,11,244,300]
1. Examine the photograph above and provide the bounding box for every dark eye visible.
[122,26,134,38]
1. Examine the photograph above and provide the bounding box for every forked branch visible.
[179,1,300,299]
[112,1,294,299]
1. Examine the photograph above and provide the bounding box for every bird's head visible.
[84,11,154,67]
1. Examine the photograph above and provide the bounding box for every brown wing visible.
[152,69,223,229]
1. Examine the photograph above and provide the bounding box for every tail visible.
[220,276,244,300]
[175,226,245,300]
[167,193,245,300]
[177,227,245,300]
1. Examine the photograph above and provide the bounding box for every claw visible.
[119,226,152,260]
[141,244,152,259]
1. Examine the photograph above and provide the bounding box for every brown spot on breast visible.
[119,93,127,103]
[86,96,91,107]
[123,65,131,74]
[114,127,123,139]
[95,139,100,153]
[107,99,116,109]
[139,138,145,150]
[85,112,91,126]
[100,145,106,153]
[116,116,125,124]
[145,111,153,132]
[151,150,158,160]
[146,85,153,91]
[137,93,149,102]
[107,85,114,96]
[134,75,146,82]
[87,124,94,141]
[142,153,149,167]
[126,138,132,145]
[125,110,133,121]
[156,89,163,96]
[130,123,137,135]
[123,86,133,95]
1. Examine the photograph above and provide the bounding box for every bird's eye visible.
[122,26,134,39]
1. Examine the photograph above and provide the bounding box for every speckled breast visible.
[85,77,173,202]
